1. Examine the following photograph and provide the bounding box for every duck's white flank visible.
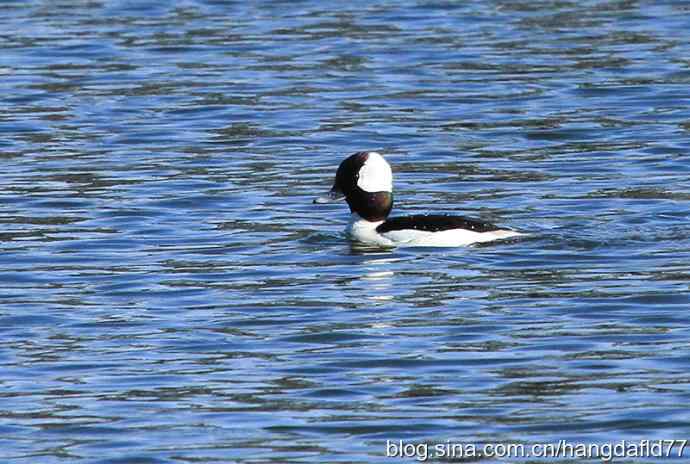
[347,214,522,247]
[383,226,523,247]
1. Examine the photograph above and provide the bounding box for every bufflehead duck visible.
[314,151,523,247]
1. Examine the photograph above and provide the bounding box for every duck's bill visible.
[313,189,344,204]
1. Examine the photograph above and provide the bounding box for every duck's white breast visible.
[346,214,393,246]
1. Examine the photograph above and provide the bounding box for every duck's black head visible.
[315,151,393,222]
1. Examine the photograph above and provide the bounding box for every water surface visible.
[2,1,690,462]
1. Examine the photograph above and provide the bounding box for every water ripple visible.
[1,0,690,463]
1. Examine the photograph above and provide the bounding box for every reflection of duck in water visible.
[315,151,522,247]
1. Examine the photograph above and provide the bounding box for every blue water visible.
[2,1,690,462]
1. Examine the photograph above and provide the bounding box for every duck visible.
[314,151,523,247]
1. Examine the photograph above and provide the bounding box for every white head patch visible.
[357,152,393,193]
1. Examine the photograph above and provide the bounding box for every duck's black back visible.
[376,214,500,233]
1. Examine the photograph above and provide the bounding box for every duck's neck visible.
[346,191,393,222]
